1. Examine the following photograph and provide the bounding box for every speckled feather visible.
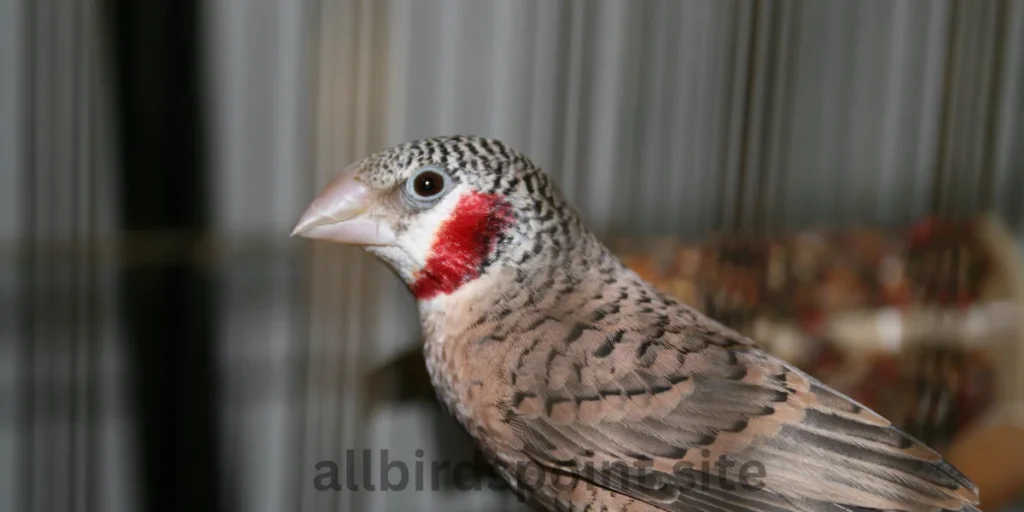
[330,136,982,512]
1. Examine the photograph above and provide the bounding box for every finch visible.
[292,136,981,511]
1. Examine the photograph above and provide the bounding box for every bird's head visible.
[292,135,588,302]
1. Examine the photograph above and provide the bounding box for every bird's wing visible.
[505,307,980,512]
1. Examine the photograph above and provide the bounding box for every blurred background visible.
[2,1,1023,511]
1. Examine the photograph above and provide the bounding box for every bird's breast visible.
[420,304,529,465]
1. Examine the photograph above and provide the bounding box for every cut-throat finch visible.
[292,136,980,512]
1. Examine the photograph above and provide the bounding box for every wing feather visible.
[510,315,980,512]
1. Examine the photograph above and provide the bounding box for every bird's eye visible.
[405,166,451,205]
[413,171,443,197]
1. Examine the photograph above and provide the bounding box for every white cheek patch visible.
[397,185,471,269]
[365,245,420,282]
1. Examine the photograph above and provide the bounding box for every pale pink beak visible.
[290,163,398,246]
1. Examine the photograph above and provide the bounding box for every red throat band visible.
[411,192,515,300]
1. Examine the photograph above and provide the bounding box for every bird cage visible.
[10,1,1024,512]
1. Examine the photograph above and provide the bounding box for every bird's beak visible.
[290,163,398,246]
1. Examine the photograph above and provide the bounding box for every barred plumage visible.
[293,135,981,512]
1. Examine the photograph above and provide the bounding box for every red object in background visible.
[909,217,937,247]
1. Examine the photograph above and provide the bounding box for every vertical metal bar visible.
[932,0,961,217]
[77,1,100,509]
[715,1,745,232]
[18,0,39,510]
[732,0,760,233]
[83,1,101,507]
[952,1,982,217]
[766,0,802,233]
[104,0,224,510]
[753,0,784,235]
[70,0,84,504]
[292,0,319,506]
[977,0,1011,212]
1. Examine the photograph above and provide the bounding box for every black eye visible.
[405,166,451,205]
[413,170,443,197]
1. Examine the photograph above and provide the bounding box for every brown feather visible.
[312,136,982,511]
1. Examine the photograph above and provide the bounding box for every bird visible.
[291,135,982,512]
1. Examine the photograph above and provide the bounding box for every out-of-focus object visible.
[943,217,1024,512]
[610,214,1023,459]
